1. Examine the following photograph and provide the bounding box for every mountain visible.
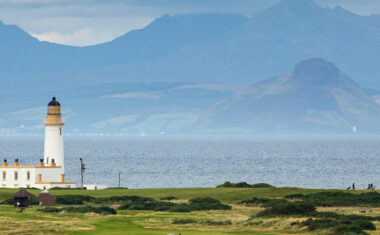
[0,13,248,90]
[115,0,380,86]
[196,58,380,134]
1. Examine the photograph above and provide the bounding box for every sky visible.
[0,0,379,46]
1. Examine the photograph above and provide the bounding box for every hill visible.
[197,58,380,134]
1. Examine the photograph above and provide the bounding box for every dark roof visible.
[13,189,34,198]
[48,97,60,106]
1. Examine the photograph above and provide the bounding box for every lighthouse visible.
[44,97,65,169]
[0,97,75,189]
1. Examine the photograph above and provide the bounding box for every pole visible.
[80,158,85,189]
[118,172,121,188]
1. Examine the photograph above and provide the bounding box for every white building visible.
[1,97,76,189]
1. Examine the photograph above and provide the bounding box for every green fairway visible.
[0,187,379,234]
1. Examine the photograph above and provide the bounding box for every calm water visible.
[0,136,379,189]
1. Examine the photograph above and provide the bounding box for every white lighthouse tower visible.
[0,97,75,189]
[44,97,65,170]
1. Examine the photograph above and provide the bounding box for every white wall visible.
[44,125,64,169]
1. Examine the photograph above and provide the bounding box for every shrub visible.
[284,193,305,199]
[257,202,315,217]
[239,197,289,207]
[188,197,231,211]
[118,197,231,212]
[203,220,232,225]
[56,195,95,205]
[169,204,191,212]
[216,182,274,188]
[64,206,116,215]
[172,218,232,226]
[93,195,153,204]
[300,191,380,207]
[118,201,175,211]
[298,215,375,234]
[160,196,178,201]
[189,197,221,204]
[172,218,197,224]
[37,207,63,213]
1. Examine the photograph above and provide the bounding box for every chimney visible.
[14,158,19,167]
[2,159,8,167]
[39,159,44,167]
[50,159,56,167]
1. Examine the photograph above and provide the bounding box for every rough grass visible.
[1,187,380,234]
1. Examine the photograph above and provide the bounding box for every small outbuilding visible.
[39,190,56,206]
[13,189,34,208]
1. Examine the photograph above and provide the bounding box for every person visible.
[352,182,355,190]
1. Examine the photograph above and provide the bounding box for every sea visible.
[0,135,379,189]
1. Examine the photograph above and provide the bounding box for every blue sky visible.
[0,0,379,46]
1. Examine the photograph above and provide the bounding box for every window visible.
[14,172,18,180]
[27,172,30,180]
[2,172,5,180]
[59,127,62,135]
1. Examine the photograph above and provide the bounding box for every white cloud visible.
[102,91,162,99]
[32,28,118,46]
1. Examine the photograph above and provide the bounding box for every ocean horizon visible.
[1,135,378,190]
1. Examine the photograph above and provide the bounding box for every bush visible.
[284,193,305,199]
[172,218,231,226]
[216,182,273,188]
[93,195,153,204]
[257,202,315,217]
[189,197,221,204]
[160,196,178,201]
[64,206,116,215]
[56,195,95,205]
[300,191,380,207]
[169,204,191,212]
[118,200,175,211]
[37,207,63,213]
[118,197,231,212]
[203,220,232,225]
[188,197,231,211]
[172,218,197,224]
[239,197,289,207]
[298,215,375,234]
[37,206,116,215]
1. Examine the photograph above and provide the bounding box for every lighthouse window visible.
[2,172,5,180]
[27,172,30,180]
[60,127,62,135]
[14,172,18,180]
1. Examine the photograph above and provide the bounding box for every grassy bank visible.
[0,187,379,234]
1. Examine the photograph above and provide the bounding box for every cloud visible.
[32,28,118,46]
[102,91,163,99]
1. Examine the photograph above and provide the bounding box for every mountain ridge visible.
[196,58,380,134]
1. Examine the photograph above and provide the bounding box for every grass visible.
[1,187,380,234]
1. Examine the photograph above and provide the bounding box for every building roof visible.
[13,189,34,198]
[48,97,60,106]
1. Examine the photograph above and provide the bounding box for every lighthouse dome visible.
[48,97,60,106]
